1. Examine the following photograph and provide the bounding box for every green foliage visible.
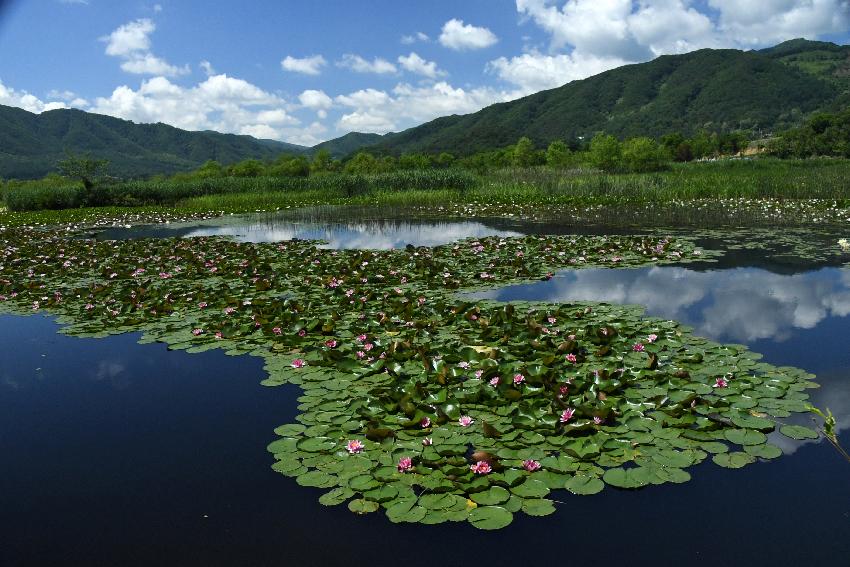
[771,109,850,158]
[510,137,543,168]
[57,153,109,189]
[366,40,846,156]
[621,137,667,173]
[545,140,571,167]
[0,104,309,179]
[589,134,623,172]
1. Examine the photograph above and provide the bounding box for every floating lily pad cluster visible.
[0,221,819,529]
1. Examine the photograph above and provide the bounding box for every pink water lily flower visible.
[647,333,658,343]
[488,377,500,387]
[397,456,413,473]
[458,361,470,369]
[458,415,474,427]
[633,343,645,352]
[192,328,203,336]
[593,416,604,425]
[325,339,338,348]
[291,358,306,369]
[513,374,525,385]
[566,354,577,363]
[272,327,282,335]
[560,408,575,423]
[714,377,729,388]
[470,461,492,474]
[523,459,541,472]
[346,440,364,454]
[420,417,431,428]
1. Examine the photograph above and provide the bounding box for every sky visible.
[1,0,849,147]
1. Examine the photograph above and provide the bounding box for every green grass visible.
[4,159,850,217]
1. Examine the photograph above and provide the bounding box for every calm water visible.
[4,220,850,566]
[96,214,524,249]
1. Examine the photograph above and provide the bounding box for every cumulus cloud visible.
[199,60,216,76]
[401,31,430,44]
[281,54,327,75]
[335,82,519,134]
[439,18,498,50]
[397,52,446,78]
[101,18,188,77]
[337,54,397,74]
[0,79,74,113]
[501,0,850,93]
[488,50,629,92]
[88,74,317,142]
[298,89,333,118]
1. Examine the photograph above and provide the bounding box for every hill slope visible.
[0,105,310,179]
[366,39,849,156]
[313,132,385,158]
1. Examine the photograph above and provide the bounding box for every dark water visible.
[3,231,850,566]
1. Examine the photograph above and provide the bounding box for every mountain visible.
[313,132,385,158]
[0,105,310,179]
[363,39,850,156]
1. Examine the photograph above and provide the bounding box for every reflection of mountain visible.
[477,267,850,343]
[98,217,523,249]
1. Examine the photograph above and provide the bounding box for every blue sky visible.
[1,0,848,146]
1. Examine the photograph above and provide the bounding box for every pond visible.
[2,212,849,566]
[95,210,524,248]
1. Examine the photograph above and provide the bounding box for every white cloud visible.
[401,31,430,44]
[0,79,74,113]
[281,54,327,75]
[337,54,398,74]
[89,74,306,143]
[102,18,155,57]
[397,52,446,78]
[298,89,333,109]
[120,53,189,76]
[101,18,188,77]
[439,18,498,50]
[199,60,216,76]
[515,0,850,61]
[488,50,628,92]
[709,0,850,46]
[335,81,519,134]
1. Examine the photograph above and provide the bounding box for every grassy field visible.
[3,159,850,219]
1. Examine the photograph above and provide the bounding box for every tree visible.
[195,160,224,178]
[435,152,455,168]
[545,140,571,167]
[310,149,337,173]
[588,133,622,172]
[268,155,310,177]
[343,152,379,175]
[511,137,539,167]
[622,137,667,172]
[57,153,109,189]
[229,159,265,177]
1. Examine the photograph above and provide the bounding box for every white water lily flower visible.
[839,238,850,251]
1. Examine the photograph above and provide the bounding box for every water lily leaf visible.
[510,479,549,498]
[564,474,604,495]
[602,467,654,489]
[318,487,354,506]
[470,486,510,506]
[348,499,379,514]
[724,429,767,446]
[522,498,556,517]
[744,443,783,459]
[712,452,756,469]
[779,425,819,440]
[468,506,513,530]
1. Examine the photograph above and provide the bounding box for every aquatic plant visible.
[0,220,823,529]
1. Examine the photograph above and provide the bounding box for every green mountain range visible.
[2,39,848,179]
[363,39,850,156]
[0,105,310,179]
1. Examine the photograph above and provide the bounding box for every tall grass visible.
[4,158,850,212]
[2,170,479,211]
